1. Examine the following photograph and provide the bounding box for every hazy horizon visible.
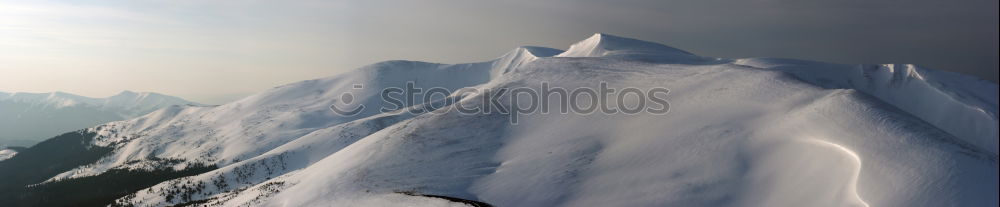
[2,0,997,105]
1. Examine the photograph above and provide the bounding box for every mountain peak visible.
[557,33,698,60]
[514,46,564,58]
[115,90,139,96]
[112,90,166,98]
[491,46,564,77]
[109,91,179,101]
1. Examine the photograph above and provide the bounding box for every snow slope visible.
[0,91,202,147]
[37,33,997,206]
[733,58,999,154]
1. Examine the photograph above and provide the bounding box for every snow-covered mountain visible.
[0,149,16,161]
[3,34,997,206]
[0,91,202,147]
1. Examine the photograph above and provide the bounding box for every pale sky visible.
[2,0,997,104]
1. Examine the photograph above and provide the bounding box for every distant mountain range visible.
[0,91,202,147]
[1,34,996,206]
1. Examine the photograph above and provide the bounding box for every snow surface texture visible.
[48,33,998,206]
[0,91,201,147]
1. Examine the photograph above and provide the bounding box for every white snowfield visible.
[52,34,998,206]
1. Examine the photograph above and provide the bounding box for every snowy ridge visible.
[47,56,512,181]
[60,44,568,181]
[491,46,563,78]
[0,90,197,117]
[0,91,99,108]
[34,34,996,206]
[100,90,202,118]
[557,33,715,63]
[733,58,999,154]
